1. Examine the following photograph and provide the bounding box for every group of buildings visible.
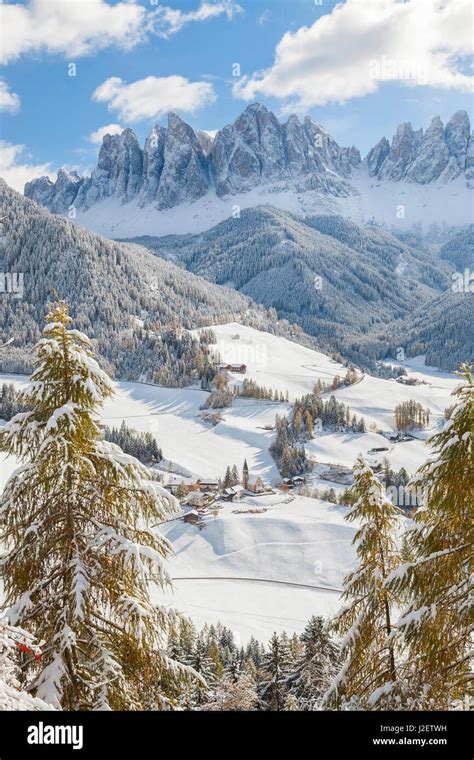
[163,459,271,512]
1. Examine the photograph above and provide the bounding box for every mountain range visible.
[24,104,473,237]
[3,95,474,378]
[0,181,471,376]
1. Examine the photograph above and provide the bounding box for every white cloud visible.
[0,0,147,64]
[92,75,216,123]
[148,1,243,39]
[233,0,474,109]
[0,81,20,114]
[257,9,271,26]
[88,123,124,144]
[0,0,244,63]
[0,142,52,192]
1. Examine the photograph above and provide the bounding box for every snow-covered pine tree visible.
[167,617,196,664]
[387,365,473,709]
[225,649,244,684]
[223,466,232,488]
[287,616,340,710]
[186,636,215,706]
[324,456,403,709]
[245,636,265,670]
[0,301,192,710]
[202,666,259,711]
[259,632,291,710]
[0,619,52,711]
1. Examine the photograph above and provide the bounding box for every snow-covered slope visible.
[158,494,356,643]
[44,166,472,239]
[192,322,346,402]
[100,383,283,483]
[0,180,269,383]
[0,337,458,484]
[2,346,457,483]
[0,333,458,642]
[137,208,470,373]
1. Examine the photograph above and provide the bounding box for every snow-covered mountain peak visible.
[24,103,361,213]
[22,105,473,231]
[369,110,473,185]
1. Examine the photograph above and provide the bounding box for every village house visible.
[163,476,187,496]
[185,491,210,508]
[282,476,306,489]
[223,486,245,502]
[183,510,200,525]
[196,478,219,492]
[218,363,247,374]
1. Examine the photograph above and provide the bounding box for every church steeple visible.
[242,459,249,489]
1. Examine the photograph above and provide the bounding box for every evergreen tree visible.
[259,632,291,710]
[103,421,162,464]
[175,482,188,500]
[288,631,304,662]
[186,636,214,706]
[0,383,31,421]
[387,365,474,709]
[202,669,259,711]
[225,650,244,683]
[287,616,340,710]
[206,641,225,682]
[223,466,232,488]
[394,399,430,431]
[245,636,265,670]
[167,617,196,666]
[218,625,237,666]
[0,301,191,710]
[294,409,303,435]
[324,456,403,709]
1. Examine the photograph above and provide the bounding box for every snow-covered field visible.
[192,322,345,402]
[102,384,284,484]
[306,359,459,475]
[0,329,458,642]
[159,494,356,643]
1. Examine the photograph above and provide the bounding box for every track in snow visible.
[171,576,342,593]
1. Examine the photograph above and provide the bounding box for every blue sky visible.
[0,0,472,190]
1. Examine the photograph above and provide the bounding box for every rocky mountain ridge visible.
[367,110,473,184]
[24,105,473,217]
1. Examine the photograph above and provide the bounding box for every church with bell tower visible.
[242,459,249,490]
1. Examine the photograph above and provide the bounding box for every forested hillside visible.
[438,224,474,270]
[394,290,473,369]
[126,207,470,370]
[0,181,274,384]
